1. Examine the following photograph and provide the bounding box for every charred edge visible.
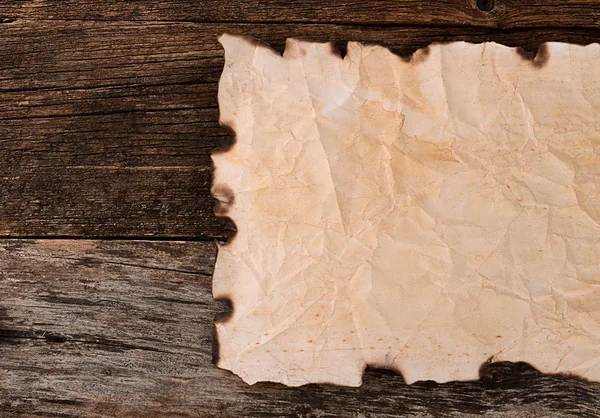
[516,44,550,68]
[478,360,594,387]
[211,116,238,243]
[259,35,343,59]
[213,124,236,154]
[210,179,238,243]
[212,38,238,238]
[304,365,406,389]
[213,184,235,216]
[212,297,233,365]
[552,371,594,383]
[211,38,239,367]
[216,216,237,242]
[356,360,597,389]
[311,39,426,61]
[224,33,593,70]
[233,34,432,62]
[266,36,346,59]
[363,363,406,383]
[210,167,237,245]
[329,42,346,60]
[479,360,546,389]
[224,34,565,73]
[210,199,237,244]
[400,45,431,64]
[233,34,430,63]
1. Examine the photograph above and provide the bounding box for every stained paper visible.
[212,34,600,386]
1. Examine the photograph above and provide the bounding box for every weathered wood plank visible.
[1,240,599,417]
[2,0,600,29]
[2,2,600,416]
[3,20,600,239]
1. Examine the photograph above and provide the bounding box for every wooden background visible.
[2,1,600,416]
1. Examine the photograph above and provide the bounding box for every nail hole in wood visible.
[477,0,495,11]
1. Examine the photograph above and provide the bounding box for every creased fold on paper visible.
[213,34,600,387]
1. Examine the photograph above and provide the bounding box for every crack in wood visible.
[0,330,169,353]
[47,255,212,276]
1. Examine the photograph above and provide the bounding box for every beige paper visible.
[213,34,600,387]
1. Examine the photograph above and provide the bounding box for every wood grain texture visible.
[2,0,600,415]
[1,240,599,418]
[3,19,600,238]
[2,0,600,29]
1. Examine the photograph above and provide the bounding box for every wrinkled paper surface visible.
[213,34,600,386]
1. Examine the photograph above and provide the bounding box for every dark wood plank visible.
[1,239,599,417]
[2,0,600,29]
[0,20,231,240]
[3,20,600,239]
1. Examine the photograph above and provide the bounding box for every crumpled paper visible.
[212,34,600,387]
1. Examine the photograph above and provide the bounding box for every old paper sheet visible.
[213,34,600,387]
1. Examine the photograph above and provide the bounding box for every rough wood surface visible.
[1,240,599,417]
[2,0,600,29]
[2,0,600,416]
